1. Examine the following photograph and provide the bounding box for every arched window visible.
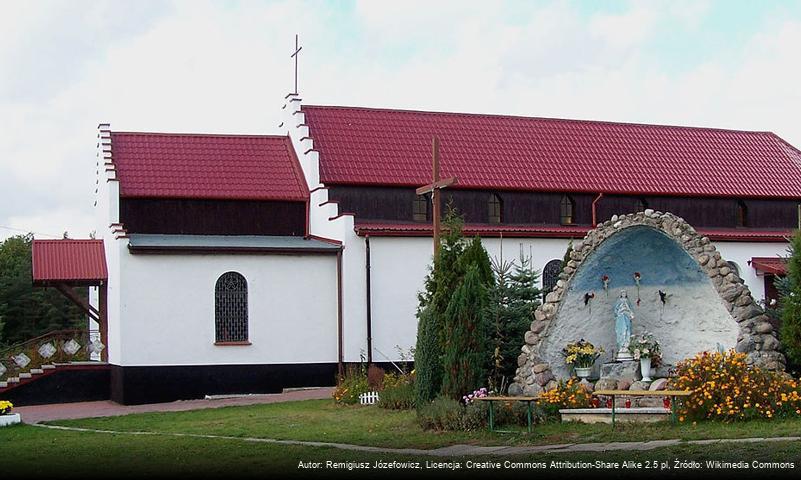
[543,259,562,296]
[727,261,740,277]
[215,272,248,343]
[560,195,575,225]
[413,194,429,222]
[638,197,648,212]
[736,200,748,227]
[488,194,502,224]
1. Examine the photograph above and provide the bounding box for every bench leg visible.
[671,395,677,424]
[488,400,495,432]
[611,395,616,430]
[527,401,533,434]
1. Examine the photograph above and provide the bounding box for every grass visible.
[47,399,801,450]
[1,423,800,478]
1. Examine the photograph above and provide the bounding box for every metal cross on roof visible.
[291,34,302,95]
[416,136,457,257]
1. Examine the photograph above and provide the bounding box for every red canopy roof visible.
[32,240,108,285]
[303,105,801,199]
[751,257,788,275]
[111,133,309,201]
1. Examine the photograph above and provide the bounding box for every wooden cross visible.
[290,34,302,95]
[416,136,457,256]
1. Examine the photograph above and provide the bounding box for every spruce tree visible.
[415,210,465,406]
[780,231,801,365]
[505,250,541,379]
[487,257,514,391]
[441,265,490,400]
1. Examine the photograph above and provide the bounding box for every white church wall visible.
[714,241,788,304]
[115,252,338,366]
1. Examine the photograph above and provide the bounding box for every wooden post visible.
[99,282,109,362]
[416,136,457,260]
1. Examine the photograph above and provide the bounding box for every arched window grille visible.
[543,259,562,296]
[736,200,748,227]
[560,195,575,225]
[488,194,502,224]
[727,261,740,277]
[215,272,248,343]
[413,194,429,222]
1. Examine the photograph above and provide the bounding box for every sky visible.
[2,0,801,240]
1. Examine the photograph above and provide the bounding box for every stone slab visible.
[600,361,641,382]
[559,407,670,424]
[0,413,21,427]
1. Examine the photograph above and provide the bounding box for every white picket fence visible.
[359,391,380,405]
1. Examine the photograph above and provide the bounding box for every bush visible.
[539,378,593,416]
[417,396,465,431]
[333,365,370,405]
[367,364,386,390]
[378,373,416,410]
[669,350,801,422]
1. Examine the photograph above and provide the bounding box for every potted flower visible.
[628,332,661,382]
[0,400,20,427]
[562,339,603,380]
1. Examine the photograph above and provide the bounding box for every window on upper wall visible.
[638,197,649,212]
[488,194,502,224]
[413,194,429,222]
[543,259,562,297]
[736,200,748,227]
[215,272,249,343]
[560,195,575,225]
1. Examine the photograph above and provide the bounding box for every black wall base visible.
[5,366,111,406]
[110,363,338,405]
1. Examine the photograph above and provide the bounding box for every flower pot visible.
[0,413,21,427]
[640,357,652,382]
[574,367,592,379]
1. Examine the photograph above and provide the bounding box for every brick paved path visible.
[15,387,335,424]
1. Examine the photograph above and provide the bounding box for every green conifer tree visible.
[780,231,801,365]
[441,265,490,400]
[415,209,465,406]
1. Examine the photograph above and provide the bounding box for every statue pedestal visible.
[600,361,641,382]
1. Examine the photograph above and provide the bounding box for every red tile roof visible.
[111,133,308,201]
[355,222,792,242]
[751,257,788,275]
[303,105,801,199]
[32,240,108,284]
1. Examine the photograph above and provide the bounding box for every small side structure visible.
[510,210,785,397]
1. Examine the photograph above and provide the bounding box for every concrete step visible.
[8,377,19,384]
[30,368,44,374]
[19,373,32,379]
[41,364,56,370]
[0,381,7,388]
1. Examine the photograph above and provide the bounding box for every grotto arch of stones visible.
[509,210,785,397]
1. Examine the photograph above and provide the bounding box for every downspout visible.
[365,235,373,364]
[592,193,604,227]
[336,249,344,375]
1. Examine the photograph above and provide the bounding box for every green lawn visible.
[48,399,801,449]
[1,423,800,478]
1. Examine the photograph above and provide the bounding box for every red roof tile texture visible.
[355,222,792,242]
[32,240,108,283]
[111,133,308,201]
[302,106,801,199]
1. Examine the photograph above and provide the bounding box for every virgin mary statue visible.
[614,290,634,361]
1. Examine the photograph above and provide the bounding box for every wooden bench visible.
[475,396,541,433]
[593,389,693,428]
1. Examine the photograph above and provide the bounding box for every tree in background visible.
[441,265,490,400]
[487,247,542,392]
[780,231,801,367]
[0,234,86,347]
[415,210,466,406]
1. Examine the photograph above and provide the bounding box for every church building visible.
[22,92,801,405]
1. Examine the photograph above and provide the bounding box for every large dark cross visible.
[291,34,302,94]
[416,136,457,257]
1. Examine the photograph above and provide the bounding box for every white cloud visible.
[2,1,801,241]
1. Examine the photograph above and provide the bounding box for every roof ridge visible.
[301,104,777,136]
[111,131,287,139]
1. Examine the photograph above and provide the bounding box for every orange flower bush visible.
[669,350,801,422]
[540,378,593,415]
